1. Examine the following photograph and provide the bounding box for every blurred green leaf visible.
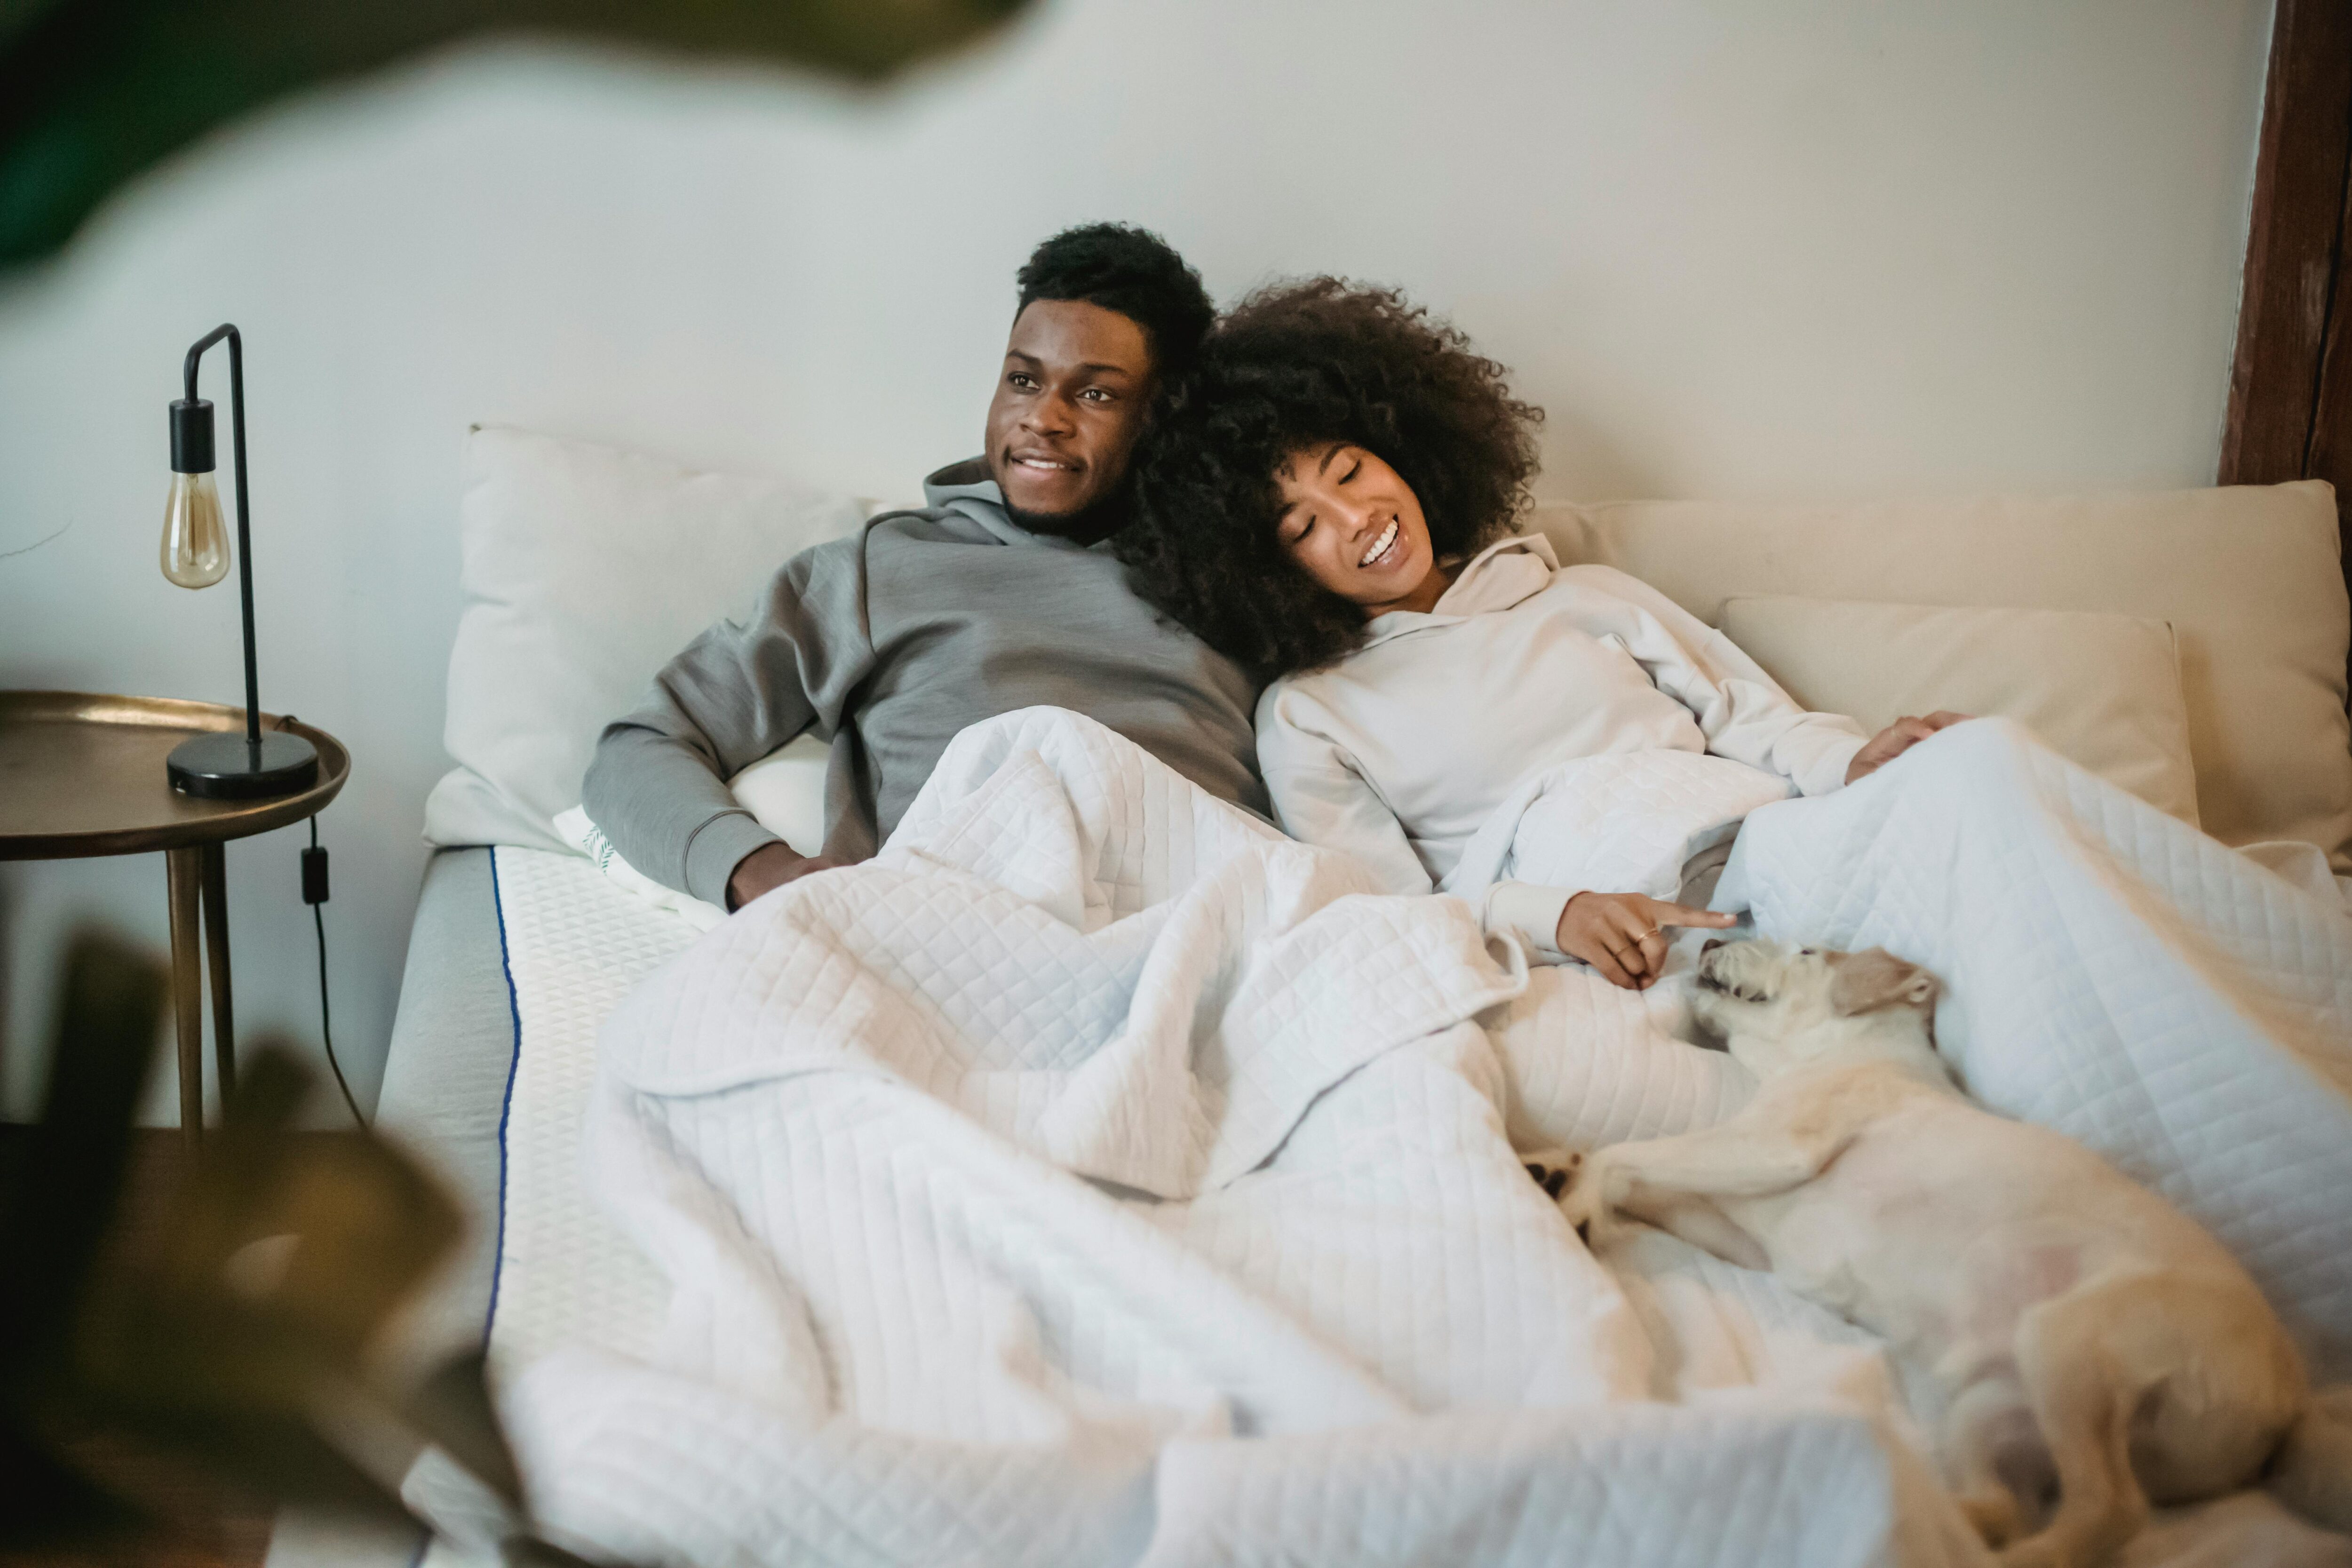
[0,0,1034,272]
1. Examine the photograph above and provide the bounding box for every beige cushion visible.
[1533,482,2352,867]
[1718,597,2199,827]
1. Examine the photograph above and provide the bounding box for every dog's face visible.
[1692,938,1942,1078]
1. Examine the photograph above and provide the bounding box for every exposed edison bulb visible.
[161,470,229,589]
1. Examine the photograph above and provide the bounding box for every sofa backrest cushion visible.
[1718,596,2199,827]
[1532,482,2351,866]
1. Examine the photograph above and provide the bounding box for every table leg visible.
[200,840,235,1106]
[165,846,204,1148]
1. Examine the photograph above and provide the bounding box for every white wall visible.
[0,0,2273,1122]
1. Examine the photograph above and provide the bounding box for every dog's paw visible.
[1553,1153,1610,1238]
[1955,1489,2024,1549]
[1523,1149,1582,1202]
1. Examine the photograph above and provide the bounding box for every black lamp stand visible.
[165,325,318,799]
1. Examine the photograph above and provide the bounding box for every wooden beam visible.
[2303,93,2352,589]
[2221,0,2352,487]
[2222,0,2352,711]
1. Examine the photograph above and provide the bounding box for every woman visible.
[1112,286,2352,1469]
[1119,279,1959,988]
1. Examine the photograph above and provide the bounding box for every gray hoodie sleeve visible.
[581,532,874,908]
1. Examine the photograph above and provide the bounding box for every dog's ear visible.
[1828,948,1940,1016]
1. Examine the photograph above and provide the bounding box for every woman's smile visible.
[1274,443,1449,616]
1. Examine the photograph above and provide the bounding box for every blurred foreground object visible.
[0,929,608,1564]
[0,0,1036,270]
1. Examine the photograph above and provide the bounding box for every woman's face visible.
[1273,443,1444,616]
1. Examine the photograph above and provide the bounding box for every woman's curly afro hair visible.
[1117,278,1543,679]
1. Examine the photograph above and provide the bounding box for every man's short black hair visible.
[1015,223,1214,377]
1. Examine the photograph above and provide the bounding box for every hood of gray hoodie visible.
[923,457,1105,552]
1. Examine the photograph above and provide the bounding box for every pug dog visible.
[1556,938,2351,1568]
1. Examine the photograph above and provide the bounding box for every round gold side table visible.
[0,692,350,1144]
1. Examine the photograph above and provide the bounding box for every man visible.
[583,223,1268,912]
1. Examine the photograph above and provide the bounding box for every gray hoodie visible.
[582,460,1268,907]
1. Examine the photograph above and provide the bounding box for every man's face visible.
[984,299,1157,527]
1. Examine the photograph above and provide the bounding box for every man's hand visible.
[726,841,846,911]
[1844,711,1973,785]
[1556,892,1736,990]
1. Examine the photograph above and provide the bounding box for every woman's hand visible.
[1556,892,1737,990]
[1845,711,1973,785]
[726,841,848,911]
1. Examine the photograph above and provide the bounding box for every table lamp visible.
[160,324,317,798]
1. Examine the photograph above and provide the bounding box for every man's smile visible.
[983,296,1157,535]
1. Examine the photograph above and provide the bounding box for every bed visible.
[267,426,2352,1568]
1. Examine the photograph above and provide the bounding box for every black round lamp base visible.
[167,729,318,799]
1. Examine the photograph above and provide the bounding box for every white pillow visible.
[1717,596,2200,826]
[423,426,866,852]
[553,733,833,932]
[727,731,831,857]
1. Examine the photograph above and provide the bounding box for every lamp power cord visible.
[302,814,367,1129]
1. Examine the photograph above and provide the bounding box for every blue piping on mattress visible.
[408,845,524,1568]
[485,844,523,1349]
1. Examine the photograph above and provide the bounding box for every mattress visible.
[469,847,684,1375]
[265,845,686,1568]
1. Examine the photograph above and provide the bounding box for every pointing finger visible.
[1647,900,1738,930]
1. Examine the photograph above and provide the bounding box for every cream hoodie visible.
[1255,534,1869,955]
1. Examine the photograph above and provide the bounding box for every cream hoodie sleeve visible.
[1256,684,1433,895]
[1256,685,1573,956]
[1556,565,1869,796]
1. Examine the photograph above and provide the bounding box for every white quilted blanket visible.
[505,709,1986,1567]
[498,709,2352,1568]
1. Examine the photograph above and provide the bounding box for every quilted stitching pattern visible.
[466,710,2351,1567]
[480,709,1966,1567]
[504,1354,1922,1568]
[489,847,691,1371]
[1482,947,1759,1152]
[601,712,1532,1199]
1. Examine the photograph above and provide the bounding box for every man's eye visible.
[1008,373,1037,390]
[1081,388,1113,403]
[1342,461,1360,483]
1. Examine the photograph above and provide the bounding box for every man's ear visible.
[1828,948,1940,1016]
